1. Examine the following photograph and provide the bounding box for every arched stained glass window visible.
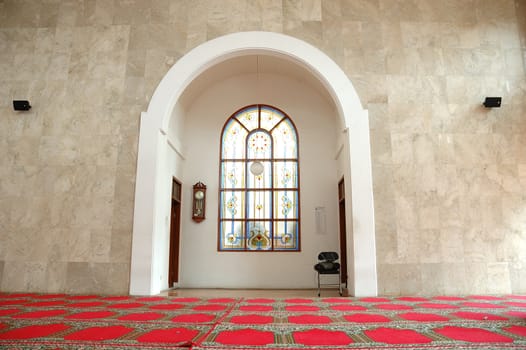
[219,105,300,251]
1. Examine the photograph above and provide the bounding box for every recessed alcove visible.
[129,32,377,296]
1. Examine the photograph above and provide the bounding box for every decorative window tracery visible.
[219,105,300,251]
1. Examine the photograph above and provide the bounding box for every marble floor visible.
[158,288,344,298]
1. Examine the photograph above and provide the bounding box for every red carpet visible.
[365,327,433,344]
[293,328,353,345]
[0,293,525,349]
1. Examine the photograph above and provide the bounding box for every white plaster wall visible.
[167,103,187,156]
[149,103,187,293]
[178,72,341,288]
[149,136,184,292]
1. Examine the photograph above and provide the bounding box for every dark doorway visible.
[338,178,348,288]
[169,178,182,287]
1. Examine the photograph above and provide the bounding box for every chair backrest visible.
[318,251,338,262]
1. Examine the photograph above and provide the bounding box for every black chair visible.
[314,251,342,297]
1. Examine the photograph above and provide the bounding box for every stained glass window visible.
[219,105,300,251]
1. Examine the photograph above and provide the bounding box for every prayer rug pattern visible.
[0,293,525,349]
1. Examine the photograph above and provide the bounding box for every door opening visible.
[169,178,182,287]
[338,178,348,289]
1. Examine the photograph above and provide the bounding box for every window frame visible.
[218,104,301,252]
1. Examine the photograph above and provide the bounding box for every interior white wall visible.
[167,102,187,156]
[151,113,186,293]
[177,72,340,288]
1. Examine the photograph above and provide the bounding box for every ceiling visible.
[178,54,336,110]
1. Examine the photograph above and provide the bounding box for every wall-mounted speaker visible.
[483,97,501,108]
[13,100,31,111]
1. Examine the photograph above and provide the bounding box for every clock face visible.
[194,190,204,200]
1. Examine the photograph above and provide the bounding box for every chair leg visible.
[339,271,343,296]
[317,272,320,297]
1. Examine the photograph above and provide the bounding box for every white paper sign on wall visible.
[315,206,326,235]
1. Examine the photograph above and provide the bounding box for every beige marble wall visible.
[0,0,524,295]
[370,0,526,295]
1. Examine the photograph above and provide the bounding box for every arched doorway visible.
[129,31,377,296]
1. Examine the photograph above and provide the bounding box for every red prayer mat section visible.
[0,292,525,349]
[137,327,199,344]
[434,326,514,343]
[64,325,133,341]
[293,329,353,345]
[12,309,67,319]
[365,327,433,344]
[0,323,70,339]
[239,304,273,311]
[214,329,274,345]
[288,314,332,324]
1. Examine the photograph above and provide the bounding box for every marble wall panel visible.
[439,227,465,263]
[110,229,133,263]
[397,228,420,264]
[370,130,392,165]
[113,0,151,25]
[90,229,112,263]
[0,261,48,293]
[510,262,526,293]
[487,262,512,294]
[375,228,398,265]
[376,263,400,295]
[420,263,444,295]
[341,0,380,22]
[65,261,129,295]
[441,263,467,295]
[368,103,388,131]
[463,262,489,294]
[125,49,146,78]
[44,261,68,293]
[398,263,422,295]
[321,20,344,66]
[350,74,388,104]
[0,0,525,296]
[441,23,481,49]
[0,166,39,198]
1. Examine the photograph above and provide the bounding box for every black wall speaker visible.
[13,100,31,111]
[483,97,501,108]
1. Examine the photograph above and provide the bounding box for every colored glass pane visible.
[247,190,272,220]
[247,161,272,189]
[273,161,297,188]
[221,162,245,188]
[247,131,271,159]
[260,108,283,130]
[272,119,297,158]
[222,119,247,159]
[246,221,272,250]
[274,191,298,219]
[236,107,259,131]
[274,221,298,250]
[220,191,244,219]
[220,221,244,249]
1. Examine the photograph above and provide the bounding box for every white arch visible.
[129,31,377,296]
